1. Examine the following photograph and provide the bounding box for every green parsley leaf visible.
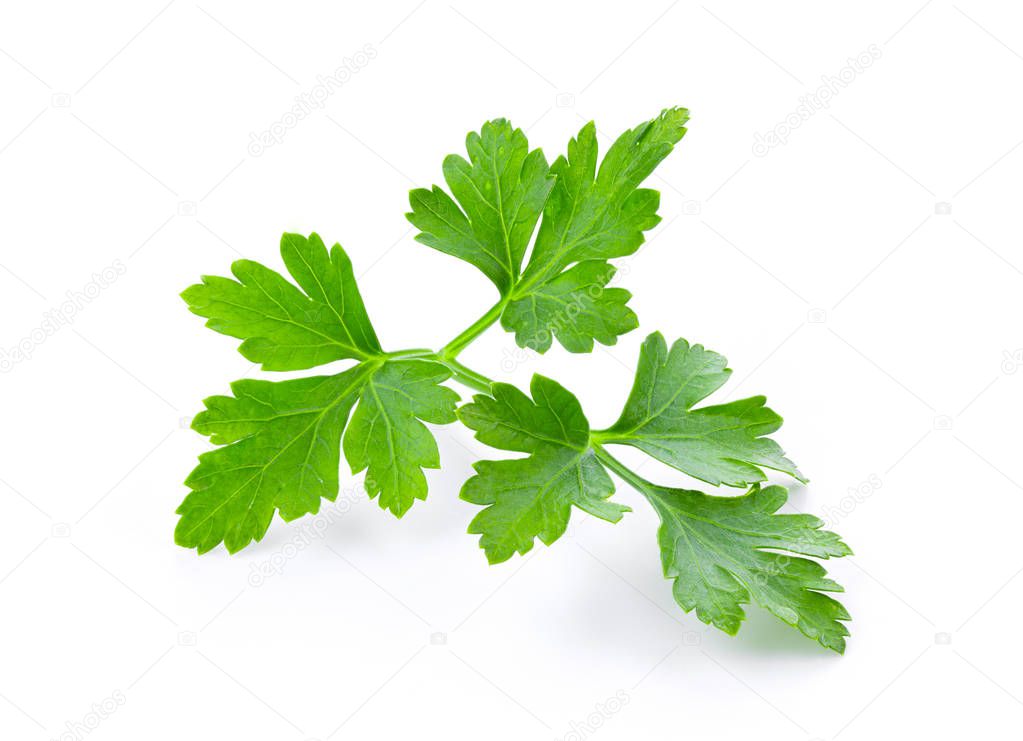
[176,367,369,553]
[181,232,380,370]
[179,109,854,654]
[178,233,464,552]
[501,107,689,352]
[178,357,461,552]
[600,332,805,487]
[638,479,852,652]
[343,360,460,517]
[407,109,687,355]
[500,260,637,353]
[406,119,553,294]
[459,376,628,563]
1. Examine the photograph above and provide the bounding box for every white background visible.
[1,1,1021,739]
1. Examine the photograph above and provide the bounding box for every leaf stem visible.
[383,347,435,360]
[383,346,496,394]
[383,293,513,392]
[439,296,509,360]
[442,358,495,393]
[591,443,654,498]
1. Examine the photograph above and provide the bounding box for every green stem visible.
[591,443,654,498]
[383,347,435,361]
[383,347,496,394]
[381,294,510,393]
[383,320,655,495]
[379,290,512,392]
[439,296,508,360]
[442,358,495,393]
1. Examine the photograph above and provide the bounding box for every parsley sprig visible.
[178,108,851,652]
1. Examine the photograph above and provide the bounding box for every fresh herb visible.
[179,108,851,652]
